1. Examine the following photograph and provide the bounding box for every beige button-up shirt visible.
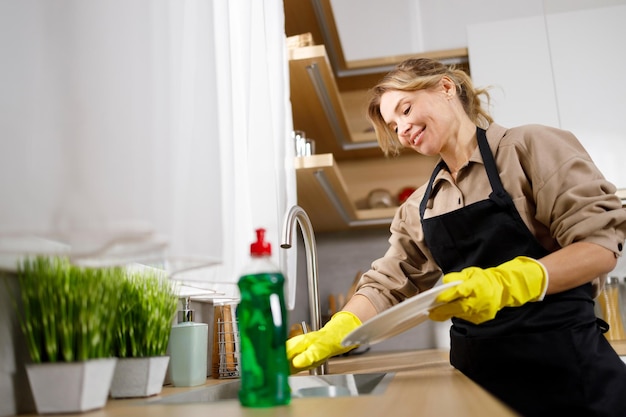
[356,123,626,313]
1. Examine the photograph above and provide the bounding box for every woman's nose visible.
[397,122,410,141]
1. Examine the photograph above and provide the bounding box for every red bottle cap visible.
[250,228,271,256]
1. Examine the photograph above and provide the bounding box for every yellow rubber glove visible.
[286,311,361,372]
[429,256,548,324]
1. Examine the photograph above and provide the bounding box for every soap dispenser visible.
[237,228,290,407]
[168,297,208,387]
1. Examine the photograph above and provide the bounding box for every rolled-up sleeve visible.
[524,126,626,256]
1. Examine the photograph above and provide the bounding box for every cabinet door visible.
[467,15,559,128]
[546,4,626,187]
[468,5,626,187]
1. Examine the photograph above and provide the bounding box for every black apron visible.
[420,127,626,416]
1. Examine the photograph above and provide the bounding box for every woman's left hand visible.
[429,256,548,324]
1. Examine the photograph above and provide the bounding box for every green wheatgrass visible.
[112,268,178,358]
[16,256,122,363]
[16,257,179,363]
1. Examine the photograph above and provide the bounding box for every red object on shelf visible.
[398,187,417,204]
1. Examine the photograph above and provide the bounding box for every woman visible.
[286,58,626,416]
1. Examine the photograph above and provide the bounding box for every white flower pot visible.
[109,356,169,398]
[26,358,116,414]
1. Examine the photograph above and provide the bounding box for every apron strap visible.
[476,127,509,208]
[419,160,445,220]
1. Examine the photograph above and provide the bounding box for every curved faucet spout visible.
[280,205,326,375]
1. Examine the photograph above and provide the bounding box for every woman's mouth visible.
[410,128,425,146]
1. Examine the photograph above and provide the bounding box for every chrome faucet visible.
[280,205,326,375]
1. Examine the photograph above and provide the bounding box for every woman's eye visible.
[403,106,411,115]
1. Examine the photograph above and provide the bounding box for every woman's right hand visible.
[286,311,361,372]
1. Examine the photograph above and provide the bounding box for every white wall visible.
[468,3,626,187]
[331,0,422,61]
[547,5,626,185]
[467,15,559,128]
[418,0,545,51]
[330,0,544,60]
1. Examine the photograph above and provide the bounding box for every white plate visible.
[341,280,461,347]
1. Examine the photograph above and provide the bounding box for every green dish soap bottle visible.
[237,228,291,407]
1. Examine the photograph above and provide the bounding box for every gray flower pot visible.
[26,358,116,414]
[109,356,169,398]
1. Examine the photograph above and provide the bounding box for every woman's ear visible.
[440,76,456,97]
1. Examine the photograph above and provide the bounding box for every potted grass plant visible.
[16,256,121,414]
[109,267,178,398]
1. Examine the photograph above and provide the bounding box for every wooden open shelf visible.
[295,153,437,232]
[287,34,445,232]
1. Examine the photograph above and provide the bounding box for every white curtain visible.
[210,0,298,305]
[0,0,297,304]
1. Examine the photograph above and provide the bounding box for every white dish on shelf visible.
[341,280,461,347]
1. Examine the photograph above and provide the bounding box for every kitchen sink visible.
[147,372,394,404]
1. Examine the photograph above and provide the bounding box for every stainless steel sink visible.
[147,373,394,404]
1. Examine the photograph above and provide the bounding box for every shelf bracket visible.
[313,169,392,227]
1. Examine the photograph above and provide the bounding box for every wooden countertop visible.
[19,349,517,417]
[18,342,626,417]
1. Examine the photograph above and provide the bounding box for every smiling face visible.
[378,78,458,157]
[367,58,491,158]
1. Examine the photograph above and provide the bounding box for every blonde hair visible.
[367,58,493,156]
